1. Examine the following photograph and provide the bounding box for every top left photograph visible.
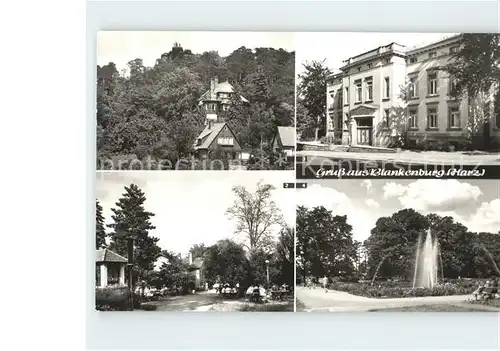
[96,31,296,171]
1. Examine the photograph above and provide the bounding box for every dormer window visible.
[428,51,437,59]
[196,138,202,146]
[409,57,417,64]
[367,63,373,69]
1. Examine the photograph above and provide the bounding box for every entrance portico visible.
[349,104,378,146]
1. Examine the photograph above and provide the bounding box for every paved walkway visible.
[143,291,222,311]
[296,287,481,312]
[297,150,500,165]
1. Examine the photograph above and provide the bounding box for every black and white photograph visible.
[95,171,295,311]
[96,31,295,171]
[295,33,500,175]
[295,179,500,312]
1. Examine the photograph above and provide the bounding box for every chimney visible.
[208,120,213,130]
[214,76,218,85]
[189,252,193,265]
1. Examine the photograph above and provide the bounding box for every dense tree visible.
[297,60,333,140]
[154,250,193,289]
[443,34,500,144]
[107,184,161,281]
[96,200,107,249]
[189,243,207,259]
[226,182,284,252]
[97,44,295,162]
[296,206,357,283]
[203,239,251,287]
[273,225,295,286]
[365,209,429,280]
[364,210,500,281]
[296,97,315,140]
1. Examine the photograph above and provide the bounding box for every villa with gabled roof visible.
[194,77,247,159]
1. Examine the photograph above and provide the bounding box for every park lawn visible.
[369,304,492,312]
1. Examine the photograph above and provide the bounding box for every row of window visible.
[217,137,234,146]
[330,70,459,110]
[407,46,459,64]
[329,106,461,131]
[353,58,391,72]
[337,76,391,106]
[406,106,461,130]
[408,71,457,99]
[204,103,230,112]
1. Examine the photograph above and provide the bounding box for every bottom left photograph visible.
[95,171,295,312]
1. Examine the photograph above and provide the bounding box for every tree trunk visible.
[315,114,322,142]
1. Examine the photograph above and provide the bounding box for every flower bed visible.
[328,279,477,298]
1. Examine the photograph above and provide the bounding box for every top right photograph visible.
[296,33,500,179]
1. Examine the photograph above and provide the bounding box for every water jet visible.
[413,229,439,289]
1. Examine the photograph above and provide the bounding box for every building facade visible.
[95,248,127,287]
[194,77,247,159]
[271,126,296,158]
[326,35,500,148]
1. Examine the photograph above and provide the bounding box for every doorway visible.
[356,117,373,146]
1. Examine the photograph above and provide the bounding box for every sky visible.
[96,171,296,254]
[97,31,295,72]
[296,179,500,242]
[295,32,458,77]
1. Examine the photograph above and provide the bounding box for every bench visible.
[473,287,498,300]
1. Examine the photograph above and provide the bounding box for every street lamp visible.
[265,259,270,287]
[127,236,135,310]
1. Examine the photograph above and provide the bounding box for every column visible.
[100,264,108,287]
[119,265,125,285]
[352,118,358,145]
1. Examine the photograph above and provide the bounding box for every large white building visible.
[326,34,500,149]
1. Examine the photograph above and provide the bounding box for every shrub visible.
[96,285,130,310]
[338,275,360,283]
[449,139,473,151]
[328,279,476,299]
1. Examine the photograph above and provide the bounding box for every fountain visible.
[413,229,439,289]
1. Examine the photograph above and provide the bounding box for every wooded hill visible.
[97,44,295,162]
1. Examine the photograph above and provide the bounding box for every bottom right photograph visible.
[295,179,500,312]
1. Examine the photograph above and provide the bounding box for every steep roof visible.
[276,126,295,148]
[199,80,249,103]
[96,248,128,263]
[194,122,227,150]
